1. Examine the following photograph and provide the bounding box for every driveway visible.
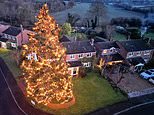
[104,65,154,93]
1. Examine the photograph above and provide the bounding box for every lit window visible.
[78,54,83,58]
[103,50,107,54]
[70,55,74,59]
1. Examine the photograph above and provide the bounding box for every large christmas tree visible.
[21,4,74,105]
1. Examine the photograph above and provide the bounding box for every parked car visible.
[140,69,154,79]
[149,78,154,85]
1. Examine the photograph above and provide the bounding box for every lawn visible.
[113,32,127,41]
[42,72,126,115]
[0,48,21,77]
[0,48,126,115]
[145,32,154,40]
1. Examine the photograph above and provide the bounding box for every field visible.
[113,32,127,41]
[145,32,154,40]
[52,3,144,25]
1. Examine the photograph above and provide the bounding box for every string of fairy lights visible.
[20,4,74,105]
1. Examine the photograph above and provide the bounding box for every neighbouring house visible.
[0,24,10,34]
[62,40,96,76]
[0,26,32,49]
[117,39,154,71]
[95,41,124,66]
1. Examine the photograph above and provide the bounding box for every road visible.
[0,58,50,115]
[0,69,23,115]
[118,102,154,115]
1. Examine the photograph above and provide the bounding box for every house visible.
[62,40,96,76]
[95,41,124,66]
[0,24,10,34]
[0,26,32,49]
[117,39,154,66]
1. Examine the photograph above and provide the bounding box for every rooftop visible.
[0,24,10,34]
[0,36,8,42]
[68,61,82,67]
[102,53,124,63]
[2,26,21,36]
[62,40,95,54]
[127,57,145,66]
[119,39,153,52]
[95,41,120,50]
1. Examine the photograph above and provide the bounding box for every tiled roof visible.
[2,26,21,36]
[119,39,153,52]
[62,40,95,54]
[102,53,124,62]
[68,61,82,67]
[0,24,10,33]
[95,41,119,50]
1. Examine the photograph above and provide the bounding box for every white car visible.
[149,78,154,85]
[140,69,154,79]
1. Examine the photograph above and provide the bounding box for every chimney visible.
[147,38,151,45]
[20,24,24,45]
[91,39,94,46]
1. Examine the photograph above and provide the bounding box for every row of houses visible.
[0,24,154,76]
[61,36,154,76]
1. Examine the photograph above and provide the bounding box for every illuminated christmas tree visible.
[20,4,74,105]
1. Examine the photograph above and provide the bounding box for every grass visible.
[113,32,127,41]
[144,32,154,40]
[41,72,126,115]
[0,48,126,115]
[0,48,21,78]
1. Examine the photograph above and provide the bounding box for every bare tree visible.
[105,25,115,41]
[66,13,80,26]
[88,0,106,26]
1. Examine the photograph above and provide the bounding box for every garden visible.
[0,48,126,115]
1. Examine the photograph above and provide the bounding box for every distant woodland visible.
[0,0,75,28]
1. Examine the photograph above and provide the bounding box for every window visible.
[83,62,91,67]
[4,34,7,38]
[11,36,16,40]
[78,54,83,58]
[70,55,74,59]
[136,51,141,56]
[110,47,116,53]
[11,43,16,48]
[73,69,77,75]
[144,50,150,56]
[103,49,107,54]
[87,53,92,57]
[128,52,133,58]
